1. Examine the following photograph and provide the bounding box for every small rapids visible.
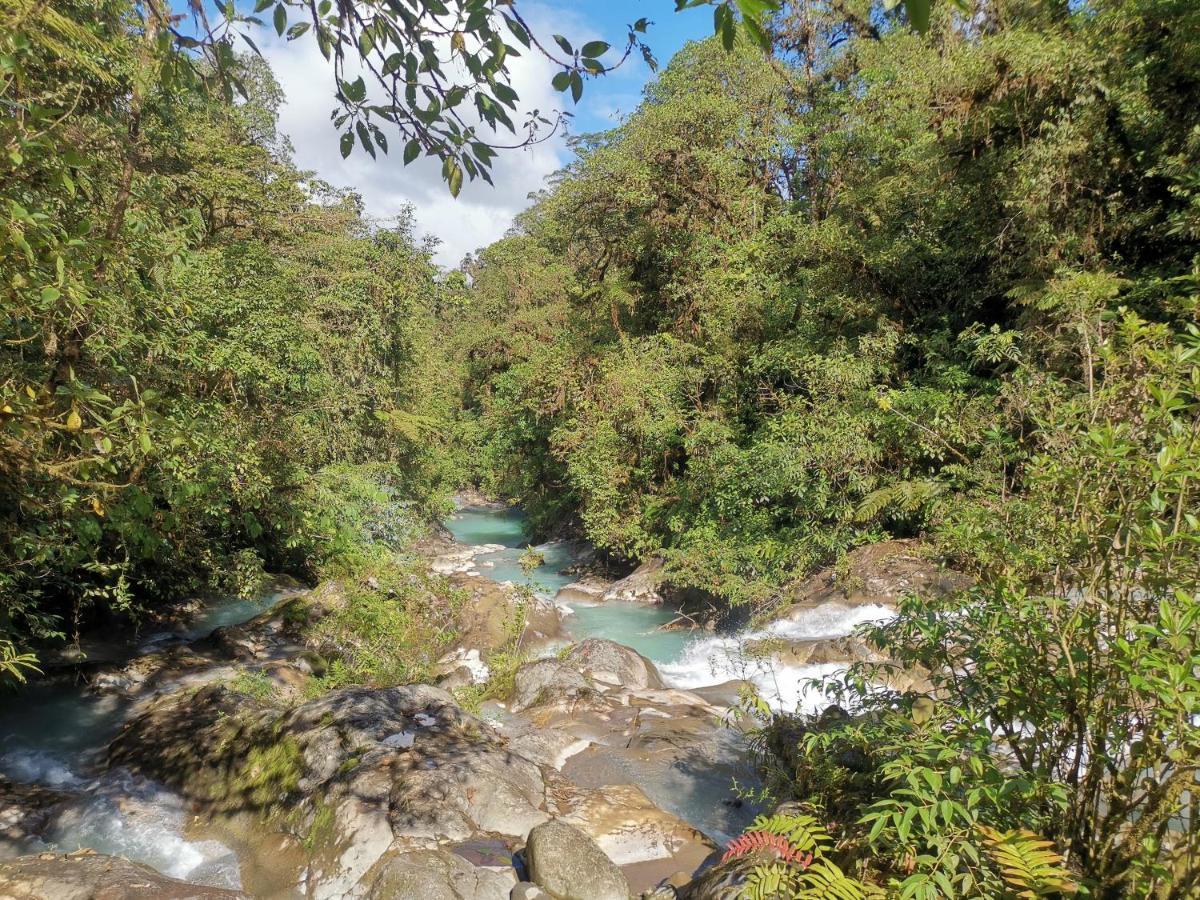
[444,504,894,713]
[443,504,897,845]
[658,603,895,712]
[0,590,291,889]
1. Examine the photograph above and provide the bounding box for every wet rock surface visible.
[0,852,248,899]
[600,558,666,605]
[0,779,71,856]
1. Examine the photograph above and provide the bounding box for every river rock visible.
[365,848,517,900]
[108,683,551,898]
[554,577,609,605]
[564,640,664,691]
[450,574,564,657]
[0,779,70,856]
[525,820,631,900]
[600,558,666,605]
[511,883,549,900]
[510,659,594,712]
[780,539,969,614]
[0,852,247,899]
[554,782,715,892]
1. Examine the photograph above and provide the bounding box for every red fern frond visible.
[721,831,814,868]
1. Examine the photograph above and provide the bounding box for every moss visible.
[303,800,336,853]
[229,669,276,702]
[225,735,304,810]
[280,598,313,627]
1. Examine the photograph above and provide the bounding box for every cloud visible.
[255,4,597,268]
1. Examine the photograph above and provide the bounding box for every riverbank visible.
[0,503,958,897]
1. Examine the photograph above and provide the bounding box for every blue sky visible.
[550,1,712,135]
[234,1,713,266]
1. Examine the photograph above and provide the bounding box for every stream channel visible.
[0,503,890,890]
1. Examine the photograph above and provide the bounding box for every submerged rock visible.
[525,820,631,900]
[0,852,247,899]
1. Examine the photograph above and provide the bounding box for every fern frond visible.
[853,480,944,523]
[798,859,873,899]
[744,861,803,899]
[723,829,814,865]
[978,825,1078,898]
[748,812,834,853]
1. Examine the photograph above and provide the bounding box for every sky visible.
[248,2,712,267]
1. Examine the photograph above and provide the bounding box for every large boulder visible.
[524,820,630,900]
[364,848,516,900]
[108,683,550,899]
[781,540,969,614]
[564,640,664,691]
[450,574,563,658]
[600,559,666,605]
[510,659,594,713]
[554,783,714,894]
[554,577,609,605]
[0,852,247,899]
[508,640,664,715]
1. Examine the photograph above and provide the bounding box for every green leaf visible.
[904,0,931,32]
[403,139,421,165]
[273,3,286,36]
[743,15,770,50]
[504,14,531,47]
[551,70,571,92]
[356,121,376,158]
[340,130,354,158]
[552,34,573,56]
[569,70,583,103]
[447,161,463,197]
[343,77,367,103]
[714,4,736,51]
[580,40,609,58]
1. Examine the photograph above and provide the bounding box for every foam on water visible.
[770,602,895,640]
[659,603,895,712]
[447,505,897,713]
[45,769,241,887]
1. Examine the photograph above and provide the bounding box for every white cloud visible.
[255,4,597,268]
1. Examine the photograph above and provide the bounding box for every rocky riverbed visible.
[0,503,962,898]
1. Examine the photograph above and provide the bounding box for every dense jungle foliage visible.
[447,0,1200,894]
[3,0,1199,895]
[1,0,465,650]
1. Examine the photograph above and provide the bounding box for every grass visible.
[229,669,276,702]
[302,561,466,693]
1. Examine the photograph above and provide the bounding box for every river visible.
[444,503,893,712]
[0,503,889,890]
